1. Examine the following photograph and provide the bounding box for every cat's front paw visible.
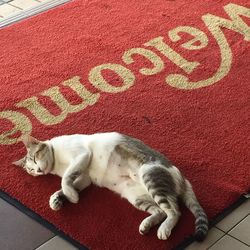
[49,192,64,211]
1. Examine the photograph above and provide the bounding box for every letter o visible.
[88,63,135,93]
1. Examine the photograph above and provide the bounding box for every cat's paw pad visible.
[157,225,171,240]
[139,219,151,235]
[49,193,63,211]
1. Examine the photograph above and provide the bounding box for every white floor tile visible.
[185,228,225,250]
[0,3,21,17]
[216,200,250,232]
[36,236,78,250]
[209,235,249,250]
[229,215,250,246]
[10,0,40,9]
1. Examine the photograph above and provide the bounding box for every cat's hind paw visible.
[49,192,64,211]
[157,224,171,240]
[139,218,152,235]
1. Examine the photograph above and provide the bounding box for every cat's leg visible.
[135,195,167,234]
[49,174,91,211]
[156,200,180,240]
[61,152,91,203]
[49,151,92,209]
[121,182,166,235]
[73,173,91,192]
[140,164,181,240]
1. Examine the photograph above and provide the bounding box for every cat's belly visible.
[102,174,135,194]
[89,158,140,194]
[87,133,141,193]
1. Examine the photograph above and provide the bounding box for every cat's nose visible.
[37,168,43,173]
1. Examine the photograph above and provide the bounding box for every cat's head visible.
[13,135,54,176]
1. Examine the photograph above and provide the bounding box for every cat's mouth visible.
[25,167,43,176]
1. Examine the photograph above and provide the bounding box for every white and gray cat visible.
[13,132,208,241]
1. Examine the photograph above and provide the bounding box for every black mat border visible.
[0,189,249,250]
[0,190,88,250]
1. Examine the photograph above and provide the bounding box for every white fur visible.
[47,133,146,196]
[15,132,208,241]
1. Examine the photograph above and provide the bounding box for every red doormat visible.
[0,0,250,249]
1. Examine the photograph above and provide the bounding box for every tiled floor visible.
[0,197,79,250]
[186,197,250,250]
[0,0,70,27]
[0,195,249,250]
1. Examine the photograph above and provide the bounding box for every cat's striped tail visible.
[181,180,209,241]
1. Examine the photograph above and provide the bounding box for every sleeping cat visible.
[13,132,208,241]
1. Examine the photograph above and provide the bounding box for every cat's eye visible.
[33,156,37,165]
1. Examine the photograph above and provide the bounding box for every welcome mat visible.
[0,0,249,249]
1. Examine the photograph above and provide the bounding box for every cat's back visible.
[50,132,122,152]
[50,134,87,148]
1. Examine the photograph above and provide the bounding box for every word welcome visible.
[0,3,250,145]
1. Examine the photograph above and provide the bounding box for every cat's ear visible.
[13,157,26,167]
[22,135,40,148]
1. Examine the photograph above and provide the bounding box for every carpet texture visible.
[0,0,250,249]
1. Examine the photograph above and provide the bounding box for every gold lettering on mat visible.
[122,48,164,75]
[88,63,135,93]
[0,3,249,145]
[16,77,100,126]
[144,36,200,74]
[0,111,32,145]
[166,3,250,89]
[168,26,208,50]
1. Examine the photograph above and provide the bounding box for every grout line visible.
[175,195,248,249]
[7,3,23,10]
[207,232,227,250]
[216,212,250,233]
[214,213,250,248]
[225,213,250,247]
[207,233,250,250]
[225,233,250,247]
[34,235,57,250]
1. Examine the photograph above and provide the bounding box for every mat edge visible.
[0,189,249,250]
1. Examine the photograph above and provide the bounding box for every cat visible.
[13,132,208,241]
